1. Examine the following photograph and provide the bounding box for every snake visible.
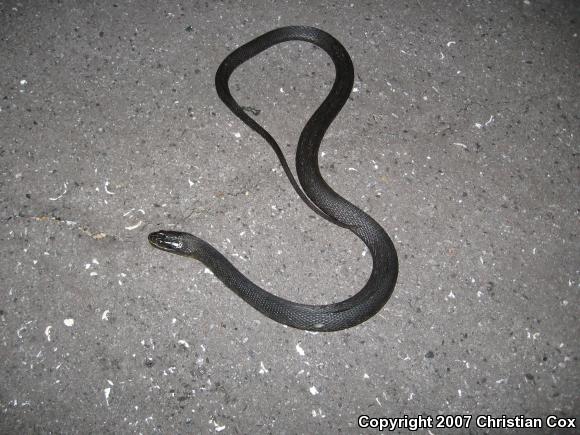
[149,26,398,331]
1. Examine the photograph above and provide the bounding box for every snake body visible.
[149,26,398,331]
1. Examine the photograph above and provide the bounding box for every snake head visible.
[148,230,187,254]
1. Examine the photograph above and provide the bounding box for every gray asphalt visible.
[1,0,579,434]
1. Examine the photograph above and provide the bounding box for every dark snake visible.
[149,26,398,331]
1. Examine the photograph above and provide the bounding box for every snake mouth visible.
[148,231,184,253]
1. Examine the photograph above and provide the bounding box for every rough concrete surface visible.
[1,0,579,433]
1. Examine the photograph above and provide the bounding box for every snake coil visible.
[149,26,398,331]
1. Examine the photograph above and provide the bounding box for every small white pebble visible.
[234,132,241,138]
[63,318,74,327]
[309,386,319,395]
[125,221,142,231]
[101,310,110,320]
[178,339,190,349]
[296,343,305,356]
[20,79,27,85]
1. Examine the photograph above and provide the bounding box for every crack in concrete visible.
[7,214,115,241]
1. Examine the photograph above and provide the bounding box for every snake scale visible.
[149,26,398,331]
